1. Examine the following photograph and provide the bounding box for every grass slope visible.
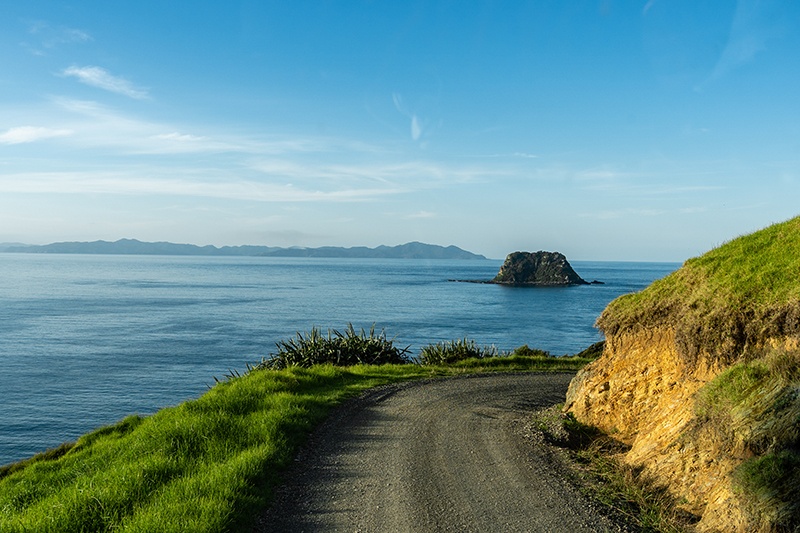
[597,215,800,365]
[0,356,590,532]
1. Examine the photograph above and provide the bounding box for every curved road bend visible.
[255,373,626,533]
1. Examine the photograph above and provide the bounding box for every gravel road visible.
[255,373,627,532]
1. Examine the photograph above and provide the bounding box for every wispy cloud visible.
[0,126,72,144]
[407,210,436,219]
[28,21,91,43]
[579,208,667,220]
[696,0,776,90]
[0,171,403,203]
[247,158,501,190]
[580,206,711,220]
[0,98,507,210]
[573,166,726,196]
[152,132,207,142]
[47,97,386,156]
[410,115,422,141]
[468,152,539,159]
[23,22,92,55]
[392,93,405,113]
[576,169,630,181]
[62,66,149,100]
[392,92,424,141]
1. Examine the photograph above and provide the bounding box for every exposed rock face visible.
[565,329,800,532]
[565,329,737,530]
[491,251,588,286]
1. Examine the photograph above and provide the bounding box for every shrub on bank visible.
[419,338,499,365]
[254,324,596,369]
[509,344,552,358]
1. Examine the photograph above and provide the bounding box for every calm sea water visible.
[0,254,679,465]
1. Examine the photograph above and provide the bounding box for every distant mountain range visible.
[1,239,487,260]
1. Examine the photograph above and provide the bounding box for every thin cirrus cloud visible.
[695,0,776,91]
[407,210,436,219]
[22,22,92,55]
[392,93,423,141]
[47,97,386,156]
[0,171,405,203]
[579,208,668,220]
[0,126,72,144]
[247,158,500,189]
[62,66,149,100]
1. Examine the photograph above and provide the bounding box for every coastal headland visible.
[565,215,800,532]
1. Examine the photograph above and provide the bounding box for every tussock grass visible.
[0,340,593,532]
[734,451,800,529]
[692,348,800,530]
[256,323,411,369]
[597,215,800,365]
[419,337,499,364]
[419,340,600,367]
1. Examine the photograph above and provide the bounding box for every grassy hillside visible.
[597,215,800,365]
[594,216,800,531]
[0,350,592,532]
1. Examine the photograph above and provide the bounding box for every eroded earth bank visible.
[566,216,800,532]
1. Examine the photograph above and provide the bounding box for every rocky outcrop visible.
[565,329,735,529]
[491,251,588,286]
[565,329,800,532]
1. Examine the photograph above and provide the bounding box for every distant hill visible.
[0,243,31,252]
[263,242,485,259]
[3,239,487,260]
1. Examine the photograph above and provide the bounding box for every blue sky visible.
[1,1,798,261]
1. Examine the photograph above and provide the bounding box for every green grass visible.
[418,339,600,366]
[694,348,800,450]
[0,352,590,532]
[734,451,800,529]
[691,348,800,530]
[694,361,771,419]
[597,215,800,365]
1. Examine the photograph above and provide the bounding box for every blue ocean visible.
[0,254,679,465]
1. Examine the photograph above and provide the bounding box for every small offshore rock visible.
[490,251,589,286]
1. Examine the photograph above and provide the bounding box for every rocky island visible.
[490,251,590,286]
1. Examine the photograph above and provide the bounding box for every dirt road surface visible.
[255,373,627,532]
